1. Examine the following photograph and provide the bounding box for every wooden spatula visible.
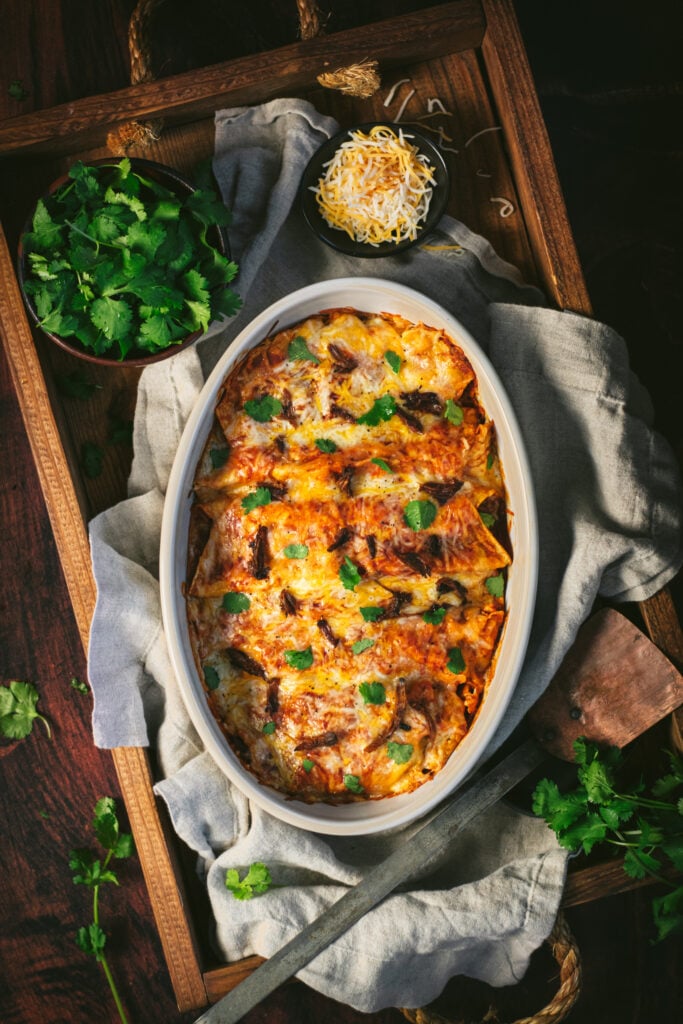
[194,608,683,1024]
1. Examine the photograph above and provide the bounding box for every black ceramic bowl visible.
[299,122,450,258]
[17,157,231,367]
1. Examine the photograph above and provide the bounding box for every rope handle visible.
[399,912,582,1024]
[107,0,380,152]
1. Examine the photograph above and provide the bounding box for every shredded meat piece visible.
[421,479,463,505]
[327,526,354,552]
[280,589,299,616]
[225,647,266,678]
[295,731,340,751]
[400,390,444,415]
[395,404,424,433]
[317,618,339,646]
[330,401,355,423]
[248,525,270,580]
[394,549,432,577]
[265,678,280,715]
[328,343,358,373]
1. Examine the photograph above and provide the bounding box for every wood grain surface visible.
[1,2,681,1023]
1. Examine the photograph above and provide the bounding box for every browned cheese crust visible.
[186,308,511,803]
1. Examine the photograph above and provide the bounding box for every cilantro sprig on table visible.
[533,737,683,942]
[70,798,134,1024]
[0,680,51,740]
[21,159,241,360]
[225,861,273,900]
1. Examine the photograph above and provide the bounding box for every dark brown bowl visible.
[17,157,230,367]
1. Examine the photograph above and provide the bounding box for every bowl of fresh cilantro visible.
[17,157,241,365]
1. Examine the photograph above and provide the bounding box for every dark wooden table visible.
[1,3,681,1023]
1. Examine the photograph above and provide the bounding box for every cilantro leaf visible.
[357,394,396,426]
[486,575,505,598]
[55,369,101,399]
[262,721,276,735]
[288,335,320,363]
[283,544,309,559]
[284,647,314,670]
[652,885,683,942]
[444,399,464,426]
[302,758,314,773]
[203,665,220,690]
[384,350,402,374]
[359,681,386,704]
[480,511,496,528]
[447,647,466,674]
[403,499,437,531]
[225,862,272,900]
[81,441,104,479]
[210,446,230,469]
[352,638,375,655]
[243,394,283,422]
[371,457,393,473]
[0,680,52,740]
[242,487,272,513]
[339,556,362,591]
[70,677,90,694]
[76,923,107,961]
[315,438,338,453]
[387,741,413,764]
[344,774,363,793]
[423,605,447,625]
[360,606,384,622]
[221,592,251,613]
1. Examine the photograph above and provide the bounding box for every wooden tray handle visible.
[107,0,380,152]
[400,912,581,1024]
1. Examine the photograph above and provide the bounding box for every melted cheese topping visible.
[311,126,436,246]
[186,309,512,803]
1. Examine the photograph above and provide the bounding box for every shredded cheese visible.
[383,78,411,107]
[394,87,416,122]
[490,196,515,217]
[311,125,437,246]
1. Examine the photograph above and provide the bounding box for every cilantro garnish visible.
[352,638,375,655]
[225,862,272,901]
[315,438,338,453]
[242,486,272,513]
[302,758,314,773]
[384,350,402,374]
[359,681,386,704]
[9,79,29,101]
[339,556,362,591]
[486,450,495,470]
[21,159,240,361]
[81,440,104,479]
[284,647,314,670]
[360,606,384,622]
[71,798,133,1022]
[533,738,683,942]
[357,394,396,426]
[371,457,393,473]
[203,665,220,690]
[344,774,364,793]
[423,606,447,625]
[55,368,101,399]
[444,399,464,426]
[0,680,52,740]
[447,647,466,674]
[486,575,505,598]
[403,499,437,531]
[387,741,413,764]
[288,335,320,363]
[70,677,90,694]
[480,511,496,528]
[262,721,276,735]
[221,592,251,613]
[283,543,309,559]
[210,446,230,469]
[243,394,283,422]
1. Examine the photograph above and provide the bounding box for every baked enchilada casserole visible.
[186,307,512,803]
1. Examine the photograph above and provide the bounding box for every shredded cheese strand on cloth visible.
[311,125,437,246]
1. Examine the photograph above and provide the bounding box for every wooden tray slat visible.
[0,0,485,156]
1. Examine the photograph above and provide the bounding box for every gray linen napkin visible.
[87,99,683,1013]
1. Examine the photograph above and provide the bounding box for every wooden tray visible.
[1,0,681,1013]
